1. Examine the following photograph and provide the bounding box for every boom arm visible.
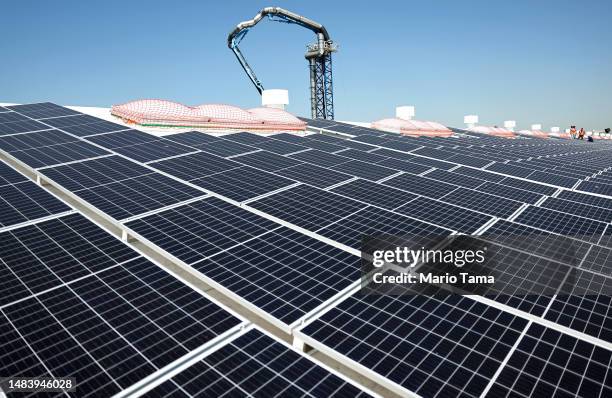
[227,7,331,95]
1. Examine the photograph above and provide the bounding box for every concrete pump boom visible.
[228,7,337,119]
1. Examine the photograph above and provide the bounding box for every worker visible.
[578,128,585,140]
[570,126,577,139]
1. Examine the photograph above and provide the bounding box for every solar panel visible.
[5,141,111,169]
[541,197,612,222]
[198,139,257,157]
[375,139,422,153]
[151,151,242,180]
[96,138,197,163]
[59,120,129,137]
[527,170,579,188]
[330,178,417,210]
[334,148,388,163]
[487,323,612,398]
[223,131,270,145]
[383,173,459,199]
[375,157,432,175]
[84,129,159,148]
[371,148,456,170]
[309,134,375,151]
[544,270,611,340]
[193,227,360,326]
[445,154,492,168]
[576,180,612,196]
[191,166,296,203]
[440,187,523,218]
[70,174,206,220]
[498,176,558,196]
[412,147,455,160]
[125,197,280,264]
[0,213,138,306]
[476,182,544,204]
[274,163,353,189]
[271,134,347,152]
[331,160,399,181]
[425,169,486,189]
[514,206,607,242]
[148,328,373,397]
[316,206,451,249]
[350,135,389,145]
[0,119,58,136]
[288,149,352,167]
[0,129,78,151]
[8,102,81,119]
[396,196,494,233]
[232,150,304,171]
[486,162,534,178]
[0,111,30,124]
[163,131,222,147]
[38,113,106,128]
[0,255,243,396]
[298,294,529,397]
[250,139,309,155]
[0,159,28,186]
[247,184,365,231]
[40,155,153,191]
[0,181,71,228]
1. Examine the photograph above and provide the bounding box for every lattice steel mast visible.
[228,7,337,120]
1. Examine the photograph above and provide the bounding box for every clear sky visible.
[1,0,610,130]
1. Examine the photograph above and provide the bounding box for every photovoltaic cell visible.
[445,154,491,168]
[250,139,308,155]
[476,182,544,204]
[371,148,456,170]
[149,329,373,397]
[0,160,28,187]
[191,166,296,202]
[576,180,612,196]
[248,184,365,231]
[331,160,399,181]
[330,178,417,210]
[0,129,77,152]
[39,114,106,128]
[71,174,206,220]
[7,141,111,169]
[163,131,222,147]
[59,121,129,137]
[486,162,534,178]
[425,169,486,189]
[198,139,257,157]
[580,245,612,275]
[0,112,30,124]
[125,197,279,264]
[0,181,71,228]
[527,170,579,188]
[8,102,80,119]
[498,176,557,196]
[223,131,270,145]
[232,150,303,171]
[396,196,494,233]
[151,151,242,180]
[0,119,60,136]
[274,163,353,189]
[453,166,505,182]
[383,173,459,199]
[288,149,352,168]
[514,206,607,242]
[440,187,523,218]
[486,323,612,398]
[84,129,159,149]
[194,227,360,325]
[334,149,388,164]
[300,294,529,398]
[316,206,450,249]
[310,134,375,151]
[375,157,432,175]
[541,197,612,222]
[111,140,198,163]
[558,189,612,209]
[0,213,138,306]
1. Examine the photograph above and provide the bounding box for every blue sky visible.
[1,0,610,130]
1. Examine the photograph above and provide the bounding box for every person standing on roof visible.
[578,127,585,140]
[570,126,577,139]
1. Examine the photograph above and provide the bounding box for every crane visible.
[228,7,337,120]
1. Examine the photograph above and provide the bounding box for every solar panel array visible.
[1,103,611,397]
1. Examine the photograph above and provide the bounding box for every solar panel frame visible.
[331,160,400,181]
[4,141,111,169]
[383,173,459,199]
[0,119,59,136]
[330,178,417,210]
[273,163,354,189]
[0,181,72,228]
[151,151,243,180]
[514,206,608,242]
[231,150,304,171]
[8,102,81,119]
[440,187,524,218]
[288,149,352,168]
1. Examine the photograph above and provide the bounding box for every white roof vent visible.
[464,115,478,128]
[262,89,289,110]
[550,127,560,133]
[503,120,516,131]
[396,106,415,121]
[531,123,542,131]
